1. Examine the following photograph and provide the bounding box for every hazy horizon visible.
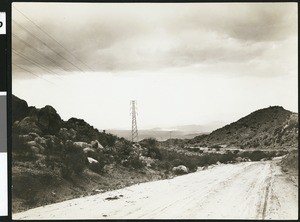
[12,3,298,131]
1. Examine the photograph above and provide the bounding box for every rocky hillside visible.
[11,95,166,213]
[11,96,297,213]
[188,106,298,149]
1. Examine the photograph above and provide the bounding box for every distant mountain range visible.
[107,122,226,141]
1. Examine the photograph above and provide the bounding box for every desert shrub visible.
[128,156,145,169]
[89,162,104,174]
[140,138,162,160]
[267,151,276,158]
[184,161,197,172]
[85,149,108,165]
[238,150,283,161]
[12,133,22,153]
[263,140,271,146]
[61,141,86,178]
[281,150,298,172]
[205,153,221,165]
[190,148,200,152]
[13,175,40,206]
[219,151,236,163]
[233,150,239,154]
[172,159,183,167]
[114,140,134,163]
[276,150,288,156]
[249,150,266,161]
[286,119,298,131]
[98,132,117,147]
[140,138,157,148]
[147,147,162,160]
[240,151,251,158]
[156,160,172,170]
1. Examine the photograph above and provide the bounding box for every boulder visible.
[34,136,47,148]
[29,145,40,154]
[44,135,62,151]
[83,147,95,154]
[64,117,99,142]
[68,128,77,139]
[91,140,104,149]
[139,156,155,167]
[73,142,91,149]
[37,105,62,135]
[87,157,98,164]
[172,165,189,175]
[59,128,77,140]
[18,134,34,143]
[26,141,45,153]
[15,117,42,135]
[235,157,243,162]
[28,132,40,139]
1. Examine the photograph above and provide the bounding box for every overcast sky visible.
[12,3,298,131]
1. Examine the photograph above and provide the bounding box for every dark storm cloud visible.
[176,3,297,42]
[12,3,297,77]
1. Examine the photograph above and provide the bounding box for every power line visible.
[12,48,62,79]
[12,33,71,72]
[13,20,88,73]
[13,63,55,85]
[14,60,76,94]
[13,6,94,72]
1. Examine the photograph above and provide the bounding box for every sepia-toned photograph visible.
[11,2,298,219]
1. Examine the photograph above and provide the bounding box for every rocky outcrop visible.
[12,96,62,136]
[36,105,62,135]
[14,117,43,135]
[59,128,77,141]
[12,95,30,122]
[63,118,100,143]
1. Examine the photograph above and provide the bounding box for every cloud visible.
[174,3,297,42]
[12,3,297,77]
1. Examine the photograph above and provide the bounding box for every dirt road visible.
[13,160,298,220]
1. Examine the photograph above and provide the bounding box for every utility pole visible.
[130,100,138,143]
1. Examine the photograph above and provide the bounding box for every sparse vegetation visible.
[189,106,298,149]
[281,150,298,173]
[11,95,297,214]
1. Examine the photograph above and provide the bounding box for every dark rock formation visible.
[37,105,62,135]
[12,95,29,122]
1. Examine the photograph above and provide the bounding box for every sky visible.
[12,3,298,131]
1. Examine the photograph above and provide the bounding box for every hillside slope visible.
[11,95,297,214]
[189,106,298,149]
[11,95,165,213]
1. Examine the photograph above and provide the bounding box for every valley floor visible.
[13,159,298,220]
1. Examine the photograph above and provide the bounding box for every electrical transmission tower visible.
[130,100,139,143]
